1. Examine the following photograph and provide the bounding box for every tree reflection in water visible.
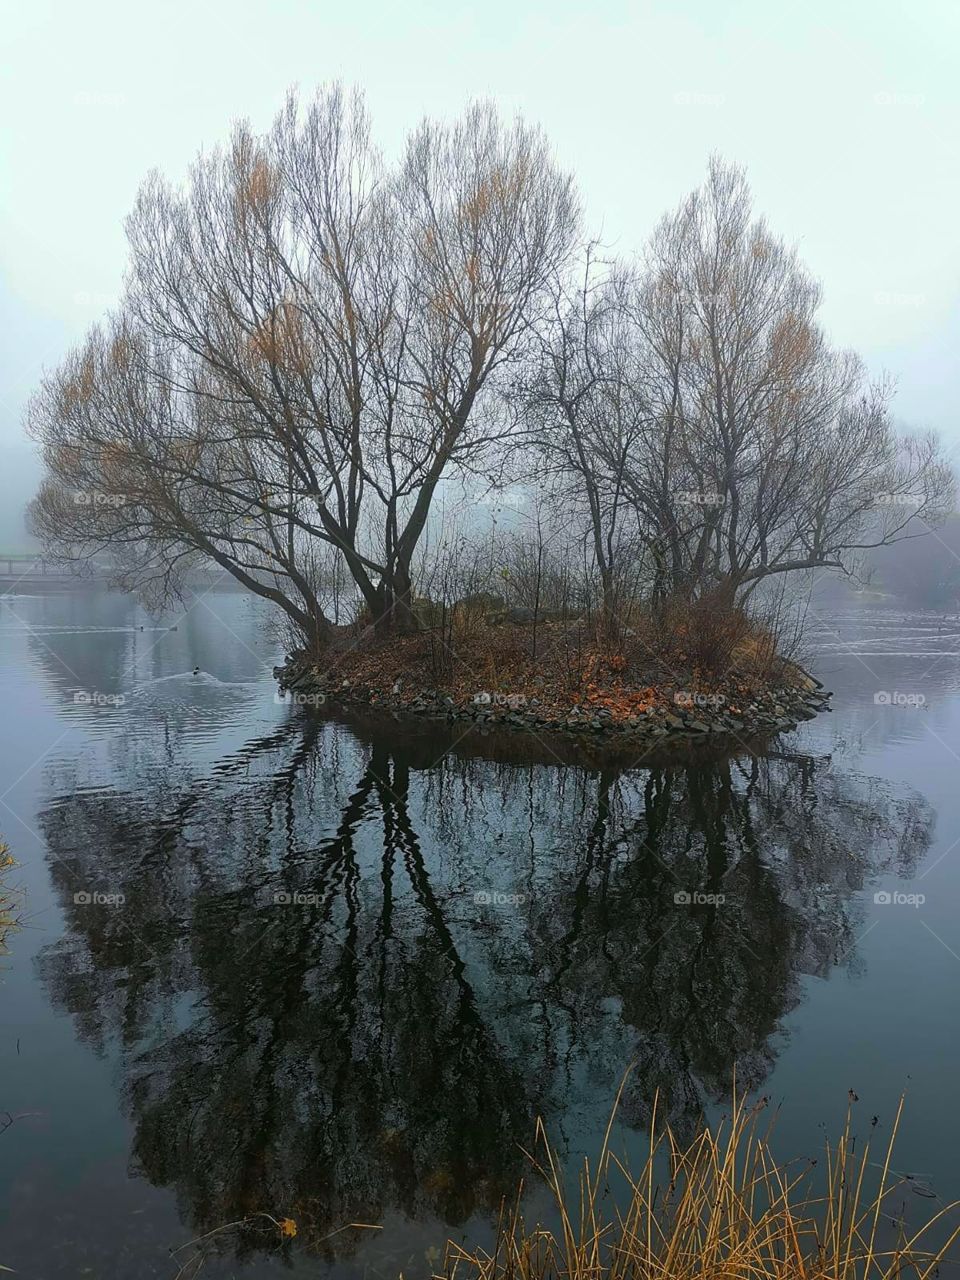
[34,714,931,1261]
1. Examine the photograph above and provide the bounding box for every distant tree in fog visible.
[868,513,960,608]
[527,160,954,616]
[523,249,646,637]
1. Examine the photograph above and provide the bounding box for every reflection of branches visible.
[34,718,933,1259]
[372,754,480,1017]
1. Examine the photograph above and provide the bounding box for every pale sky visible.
[1,0,957,539]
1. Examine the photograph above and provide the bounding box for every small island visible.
[275,598,830,751]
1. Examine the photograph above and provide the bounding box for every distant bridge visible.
[0,554,113,591]
[0,554,245,593]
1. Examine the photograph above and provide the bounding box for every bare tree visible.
[527,160,954,619]
[29,125,952,650]
[626,158,954,599]
[28,86,578,646]
[523,250,647,636]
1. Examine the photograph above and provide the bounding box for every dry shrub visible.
[733,626,781,680]
[0,838,18,958]
[651,589,753,676]
[440,1081,960,1280]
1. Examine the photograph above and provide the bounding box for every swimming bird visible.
[192,666,200,676]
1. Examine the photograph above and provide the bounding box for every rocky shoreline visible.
[273,654,831,750]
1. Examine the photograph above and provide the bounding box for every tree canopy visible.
[28,90,954,646]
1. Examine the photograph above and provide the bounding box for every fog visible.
[2,0,958,547]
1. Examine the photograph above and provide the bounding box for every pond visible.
[0,589,958,1276]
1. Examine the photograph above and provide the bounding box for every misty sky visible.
[1,0,957,544]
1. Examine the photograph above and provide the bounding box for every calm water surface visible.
[1,590,959,1277]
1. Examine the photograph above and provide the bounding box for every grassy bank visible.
[441,1086,958,1280]
[172,1089,958,1279]
[0,837,17,958]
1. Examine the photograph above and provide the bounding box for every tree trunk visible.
[371,563,420,636]
[600,567,619,643]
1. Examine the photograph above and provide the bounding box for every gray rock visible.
[491,606,536,624]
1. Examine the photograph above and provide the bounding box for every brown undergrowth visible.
[0,837,18,959]
[307,599,798,725]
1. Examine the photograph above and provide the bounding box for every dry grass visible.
[440,1080,960,1280]
[620,593,760,680]
[0,837,18,958]
[321,596,792,702]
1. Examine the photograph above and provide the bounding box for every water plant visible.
[440,1079,959,1280]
